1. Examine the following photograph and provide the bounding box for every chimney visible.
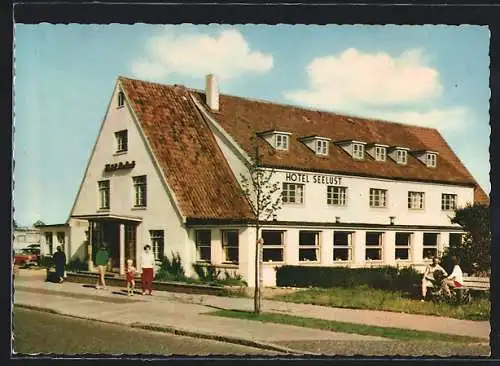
[205,74,219,111]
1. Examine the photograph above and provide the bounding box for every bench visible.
[462,276,490,292]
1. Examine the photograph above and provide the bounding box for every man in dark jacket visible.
[52,246,66,283]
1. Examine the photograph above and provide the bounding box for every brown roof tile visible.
[192,91,486,199]
[119,77,254,220]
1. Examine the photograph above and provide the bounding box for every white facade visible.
[63,77,478,288]
[13,227,40,252]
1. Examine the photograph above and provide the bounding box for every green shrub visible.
[192,263,221,283]
[276,265,420,293]
[155,252,187,281]
[38,255,53,268]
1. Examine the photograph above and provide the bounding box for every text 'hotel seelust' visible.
[42,74,489,287]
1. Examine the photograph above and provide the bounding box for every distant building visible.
[13,227,40,252]
[61,75,487,286]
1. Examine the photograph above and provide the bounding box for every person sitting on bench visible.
[442,256,464,298]
[421,256,447,301]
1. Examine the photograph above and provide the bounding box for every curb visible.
[14,304,317,356]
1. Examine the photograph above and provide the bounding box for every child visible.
[126,259,136,296]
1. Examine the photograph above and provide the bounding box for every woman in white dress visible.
[421,256,447,301]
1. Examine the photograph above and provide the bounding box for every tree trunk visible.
[254,223,261,314]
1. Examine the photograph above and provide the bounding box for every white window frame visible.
[262,230,285,263]
[375,146,387,161]
[396,149,408,164]
[282,183,304,204]
[408,191,425,210]
[441,193,457,211]
[222,230,239,263]
[352,143,365,160]
[426,153,437,168]
[333,231,352,262]
[195,230,211,262]
[149,230,164,261]
[395,232,412,261]
[133,175,147,208]
[98,180,110,210]
[327,186,347,206]
[315,139,329,155]
[298,231,320,262]
[365,232,383,261]
[115,130,128,153]
[275,134,289,150]
[45,232,53,255]
[423,232,439,259]
[369,188,387,208]
[118,91,125,107]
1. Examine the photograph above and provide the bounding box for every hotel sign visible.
[284,172,342,185]
[104,160,136,172]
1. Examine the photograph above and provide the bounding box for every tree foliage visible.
[442,203,490,276]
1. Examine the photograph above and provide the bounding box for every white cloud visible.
[284,48,468,131]
[131,29,273,81]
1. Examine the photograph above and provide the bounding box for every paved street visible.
[13,307,278,356]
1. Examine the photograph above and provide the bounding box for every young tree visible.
[240,135,282,314]
[442,203,490,275]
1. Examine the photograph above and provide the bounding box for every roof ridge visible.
[118,76,439,132]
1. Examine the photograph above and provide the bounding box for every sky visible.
[13,24,490,226]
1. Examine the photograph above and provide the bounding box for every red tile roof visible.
[119,76,488,221]
[192,91,487,200]
[119,77,254,220]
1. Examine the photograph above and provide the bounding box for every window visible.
[276,134,289,150]
[149,230,164,261]
[45,232,53,255]
[327,186,347,206]
[333,231,352,261]
[426,153,437,168]
[299,231,319,262]
[222,230,239,263]
[375,146,386,161]
[408,191,425,210]
[262,230,284,262]
[423,233,438,259]
[449,233,463,247]
[133,176,147,207]
[56,232,65,246]
[316,140,328,155]
[365,232,383,260]
[441,194,457,211]
[352,143,364,159]
[195,230,211,261]
[115,130,128,153]
[395,232,411,260]
[118,91,125,107]
[282,183,304,204]
[396,150,407,164]
[98,180,110,209]
[369,188,387,208]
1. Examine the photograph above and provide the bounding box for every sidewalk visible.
[13,269,490,342]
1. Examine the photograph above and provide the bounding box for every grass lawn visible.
[270,286,490,321]
[208,309,486,343]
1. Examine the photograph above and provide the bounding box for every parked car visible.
[14,247,41,266]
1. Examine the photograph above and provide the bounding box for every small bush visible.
[38,255,53,268]
[155,252,187,281]
[276,265,420,294]
[192,263,221,284]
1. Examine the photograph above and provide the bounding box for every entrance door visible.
[124,223,137,265]
[102,223,120,270]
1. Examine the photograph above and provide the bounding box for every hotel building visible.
[42,75,489,287]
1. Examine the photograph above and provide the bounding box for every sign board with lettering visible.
[104,160,136,172]
[284,172,342,185]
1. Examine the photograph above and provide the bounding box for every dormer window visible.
[353,143,365,160]
[117,91,125,108]
[426,153,437,168]
[374,146,387,161]
[276,134,289,150]
[396,150,408,165]
[316,140,328,155]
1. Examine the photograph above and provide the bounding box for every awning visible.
[71,214,143,223]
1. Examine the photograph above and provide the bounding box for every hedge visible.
[276,265,421,293]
